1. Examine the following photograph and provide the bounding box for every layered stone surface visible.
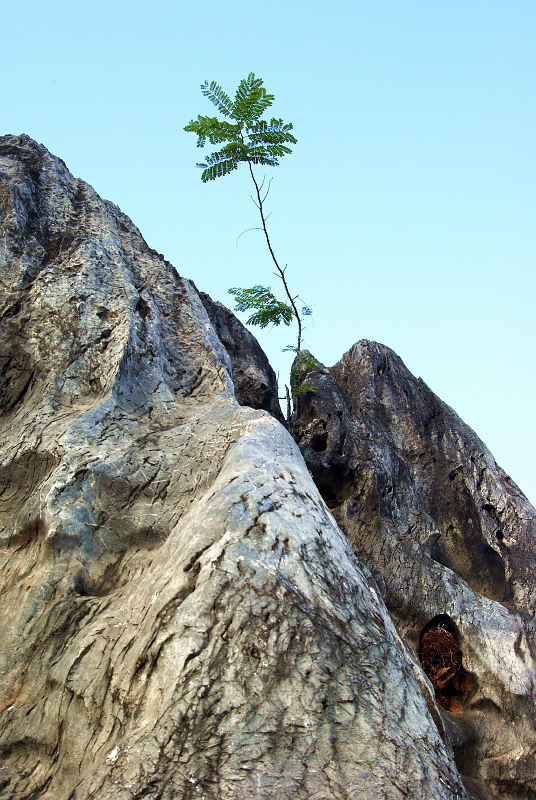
[0,136,471,799]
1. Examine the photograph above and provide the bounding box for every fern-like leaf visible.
[290,353,319,397]
[184,115,240,147]
[185,75,296,178]
[244,146,280,167]
[201,80,234,117]
[200,161,238,182]
[248,119,297,146]
[228,285,292,327]
[264,143,293,158]
[198,149,239,182]
[233,73,274,123]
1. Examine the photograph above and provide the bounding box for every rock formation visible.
[197,289,284,422]
[0,134,533,799]
[291,344,536,799]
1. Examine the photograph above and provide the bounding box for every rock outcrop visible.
[2,135,535,800]
[292,343,536,800]
[0,136,476,799]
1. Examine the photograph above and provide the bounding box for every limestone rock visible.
[198,289,284,422]
[0,136,469,799]
[291,341,536,800]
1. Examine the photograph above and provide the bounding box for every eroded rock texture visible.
[292,342,536,800]
[0,136,472,799]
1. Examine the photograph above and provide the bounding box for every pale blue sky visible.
[3,1,535,503]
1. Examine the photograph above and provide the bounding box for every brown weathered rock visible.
[0,137,470,799]
[292,342,536,800]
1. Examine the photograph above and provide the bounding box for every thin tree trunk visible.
[247,161,303,352]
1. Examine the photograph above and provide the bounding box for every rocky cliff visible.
[0,135,534,800]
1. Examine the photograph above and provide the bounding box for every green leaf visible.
[247,119,297,147]
[184,115,241,147]
[233,73,274,123]
[222,141,249,159]
[264,143,294,158]
[228,285,292,328]
[198,148,239,181]
[290,356,319,397]
[201,80,234,117]
[185,75,296,181]
[244,146,279,167]
[291,382,316,397]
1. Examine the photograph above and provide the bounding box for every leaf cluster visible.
[184,73,297,182]
[228,285,292,328]
[291,380,316,397]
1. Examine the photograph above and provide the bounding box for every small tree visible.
[184,73,311,354]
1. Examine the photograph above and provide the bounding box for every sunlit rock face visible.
[0,136,470,800]
[292,342,536,800]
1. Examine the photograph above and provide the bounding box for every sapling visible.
[184,73,312,360]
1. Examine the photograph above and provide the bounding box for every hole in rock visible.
[310,433,327,452]
[3,302,21,318]
[313,464,354,510]
[135,296,150,319]
[419,615,474,713]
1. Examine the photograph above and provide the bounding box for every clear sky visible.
[3,1,535,504]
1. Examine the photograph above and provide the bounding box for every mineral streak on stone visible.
[292,342,536,800]
[0,135,470,799]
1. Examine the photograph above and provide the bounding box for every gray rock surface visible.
[198,289,284,422]
[291,342,536,800]
[0,136,470,799]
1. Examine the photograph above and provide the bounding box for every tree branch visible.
[246,161,303,352]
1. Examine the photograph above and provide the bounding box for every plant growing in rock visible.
[184,73,312,356]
